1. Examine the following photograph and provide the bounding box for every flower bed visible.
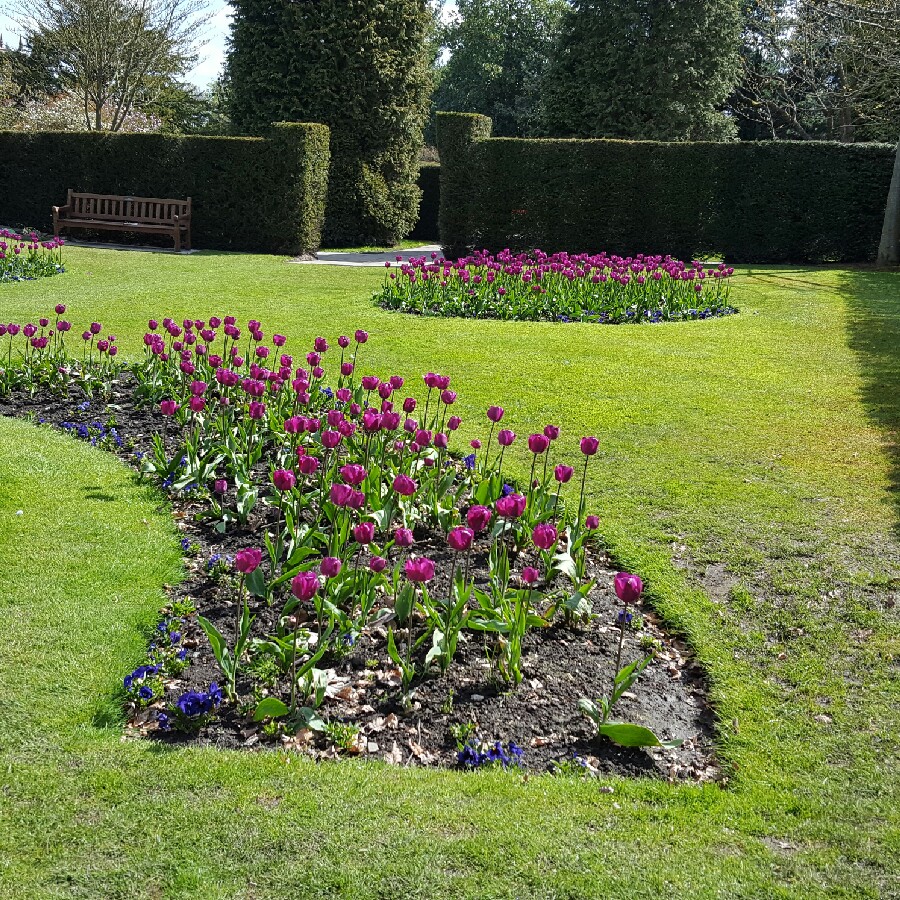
[0,229,65,283]
[375,249,737,324]
[0,310,718,780]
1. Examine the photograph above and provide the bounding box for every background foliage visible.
[430,0,566,138]
[0,123,330,253]
[541,0,743,141]
[226,0,433,246]
[436,112,895,262]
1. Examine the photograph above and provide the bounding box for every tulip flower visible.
[369,556,387,573]
[160,400,178,416]
[554,465,574,483]
[354,522,375,545]
[528,433,549,454]
[291,571,319,602]
[614,572,643,605]
[299,455,319,475]
[405,557,435,583]
[447,526,474,552]
[532,523,558,550]
[340,464,367,486]
[487,405,504,422]
[214,479,228,495]
[522,567,540,585]
[393,474,418,496]
[394,527,414,548]
[330,483,353,507]
[273,469,296,492]
[320,557,342,578]
[496,493,527,518]
[321,430,342,449]
[355,329,368,344]
[544,425,560,441]
[585,515,600,530]
[580,436,599,456]
[498,429,516,446]
[467,505,492,532]
[235,548,262,574]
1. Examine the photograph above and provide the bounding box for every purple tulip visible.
[498,429,516,447]
[532,523,558,550]
[340,464,367,486]
[299,455,319,475]
[554,465,574,483]
[369,555,387,573]
[321,430,342,449]
[248,401,266,420]
[330,483,353,507]
[522,567,540,585]
[496,493,527,518]
[585,515,600,530]
[159,400,178,416]
[487,405,504,423]
[214,479,228,495]
[580,436,599,456]
[291,570,319,602]
[320,557,342,578]
[405,557,435,583]
[527,433,549,454]
[447,526,474,552]
[355,329,368,344]
[235,548,262,574]
[466,505,492,532]
[393,474,418,496]
[273,469,296,492]
[614,572,643,604]
[394,527,414,548]
[354,521,375,545]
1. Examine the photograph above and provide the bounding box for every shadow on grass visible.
[842,268,900,538]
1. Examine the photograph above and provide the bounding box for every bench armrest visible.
[53,205,70,215]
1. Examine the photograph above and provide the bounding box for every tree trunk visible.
[877,140,900,267]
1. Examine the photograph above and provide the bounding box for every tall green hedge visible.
[0,123,331,254]
[227,0,433,247]
[410,163,440,241]
[436,112,895,262]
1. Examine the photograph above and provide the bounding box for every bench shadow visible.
[84,487,118,502]
[841,268,900,538]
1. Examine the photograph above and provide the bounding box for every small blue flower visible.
[138,685,153,700]
[501,483,513,497]
[169,631,181,645]
[463,453,476,470]
[180,538,191,551]
[177,649,188,661]
[157,712,170,731]
[320,386,334,399]
[616,610,633,626]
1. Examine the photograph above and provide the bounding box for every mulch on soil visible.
[2,377,720,782]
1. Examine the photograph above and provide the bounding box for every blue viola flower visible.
[616,610,633,626]
[169,631,181,645]
[501,483,513,497]
[463,453,476,470]
[177,649,188,661]
[138,685,153,700]
[157,712,171,731]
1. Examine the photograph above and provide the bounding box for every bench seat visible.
[53,191,192,251]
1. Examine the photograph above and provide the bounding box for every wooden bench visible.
[53,191,192,251]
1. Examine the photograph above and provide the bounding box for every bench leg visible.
[174,229,181,253]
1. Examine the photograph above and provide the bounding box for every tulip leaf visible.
[597,722,683,749]
[254,697,289,721]
[245,567,267,598]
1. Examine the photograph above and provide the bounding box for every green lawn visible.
[1,247,898,898]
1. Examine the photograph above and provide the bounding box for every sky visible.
[1,1,454,91]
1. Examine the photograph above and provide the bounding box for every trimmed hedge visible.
[0,123,331,254]
[436,112,895,262]
[410,163,440,241]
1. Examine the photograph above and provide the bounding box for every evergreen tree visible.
[433,0,567,137]
[542,0,742,141]
[227,0,434,245]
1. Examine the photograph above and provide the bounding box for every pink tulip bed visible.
[0,308,718,780]
[0,229,65,283]
[375,249,737,324]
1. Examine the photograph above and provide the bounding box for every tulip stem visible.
[613,601,628,685]
[578,456,589,521]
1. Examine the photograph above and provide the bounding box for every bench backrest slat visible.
[67,192,189,223]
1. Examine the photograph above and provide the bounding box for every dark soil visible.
[1,376,720,782]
